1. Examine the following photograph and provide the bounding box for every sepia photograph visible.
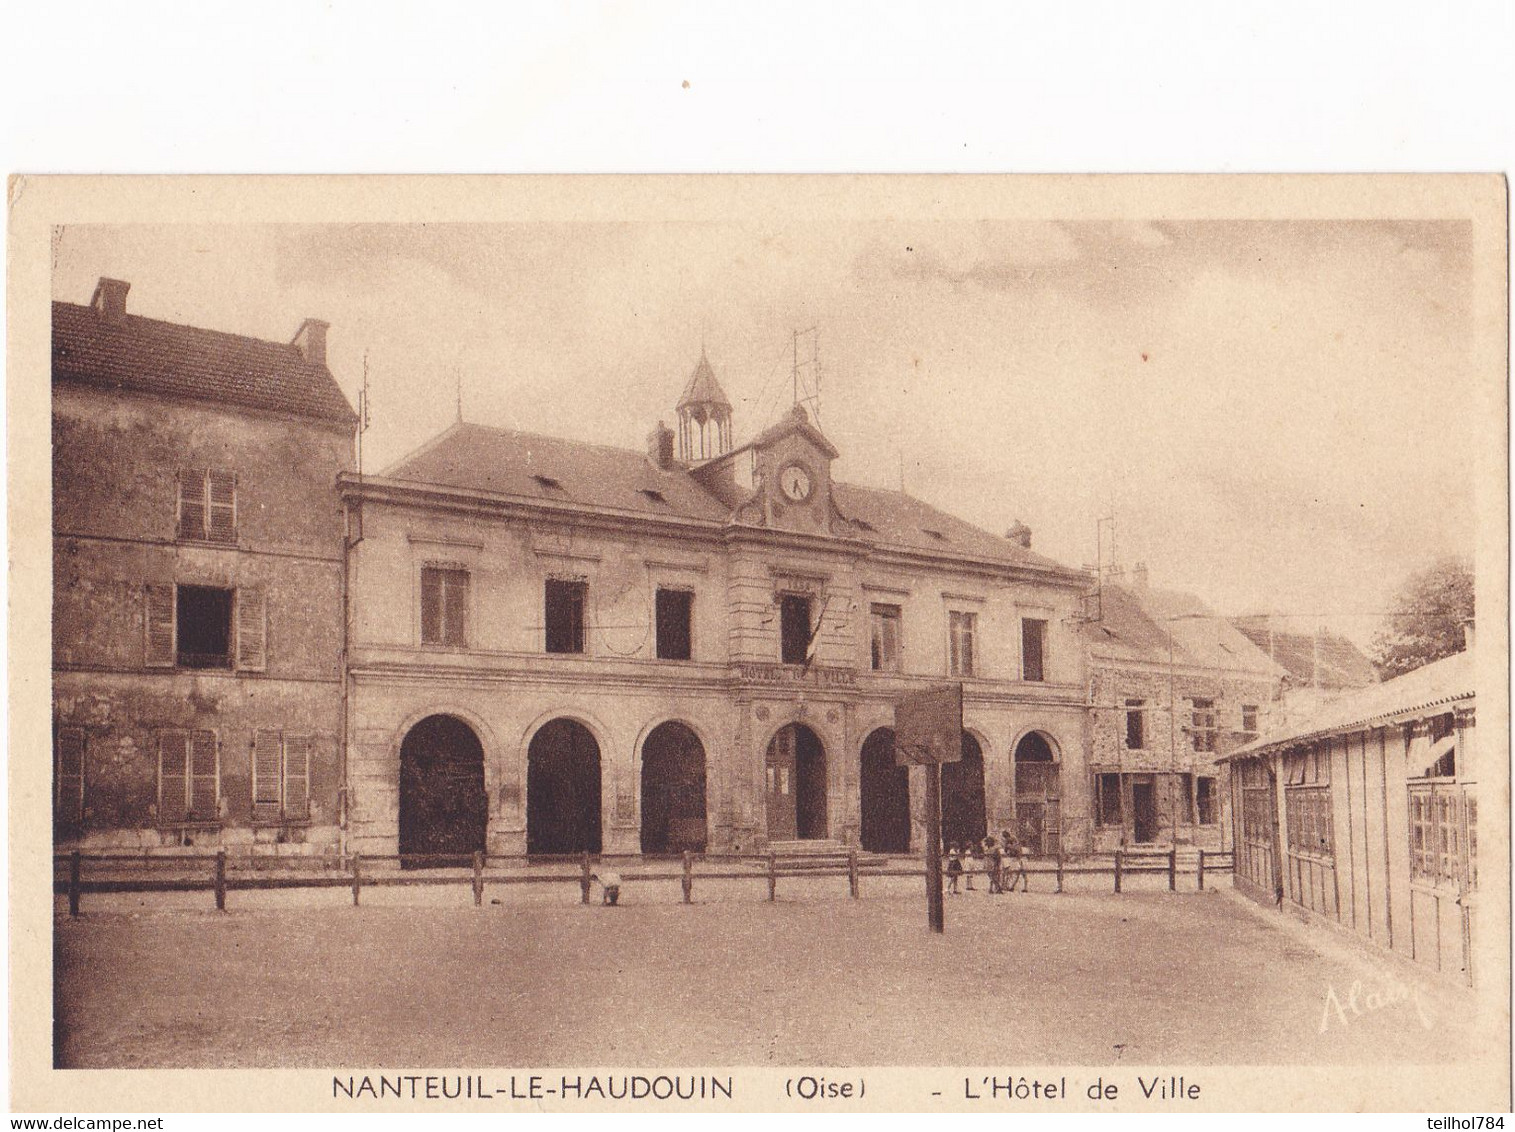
[7,175,1510,1113]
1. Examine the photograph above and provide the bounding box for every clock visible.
[779,463,813,502]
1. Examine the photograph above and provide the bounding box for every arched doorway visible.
[527,718,602,855]
[765,723,827,840]
[1013,731,1062,856]
[398,714,488,866]
[941,732,986,851]
[859,727,911,853]
[640,721,708,854]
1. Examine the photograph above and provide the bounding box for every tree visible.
[1370,556,1474,679]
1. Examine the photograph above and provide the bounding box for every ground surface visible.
[54,877,1482,1068]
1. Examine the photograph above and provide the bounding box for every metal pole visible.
[1055,850,1064,895]
[848,848,859,899]
[472,851,484,906]
[767,852,777,902]
[1114,849,1123,894]
[1197,848,1206,891]
[214,848,227,912]
[68,850,81,917]
[351,852,362,906]
[1168,846,1177,892]
[682,851,693,904]
[580,852,591,905]
[925,762,944,933]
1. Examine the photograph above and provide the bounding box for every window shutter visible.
[252,729,283,818]
[178,470,207,539]
[235,586,267,671]
[420,569,442,644]
[144,584,176,667]
[443,571,468,646]
[207,470,237,543]
[189,730,219,819]
[56,727,86,823]
[158,731,190,821]
[284,735,312,819]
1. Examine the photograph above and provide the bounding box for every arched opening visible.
[1013,730,1062,856]
[398,714,488,867]
[941,732,986,851]
[640,721,708,854]
[859,727,911,854]
[765,723,827,841]
[527,718,602,855]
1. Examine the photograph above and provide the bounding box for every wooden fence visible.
[55,847,1233,916]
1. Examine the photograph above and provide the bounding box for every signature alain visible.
[1319,978,1436,1033]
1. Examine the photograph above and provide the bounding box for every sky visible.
[51,218,1477,646]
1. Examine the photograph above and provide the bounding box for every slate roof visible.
[380,420,1086,578]
[677,351,732,410]
[380,422,733,521]
[1229,616,1379,689]
[1086,583,1287,678]
[832,482,1079,575]
[1223,648,1473,758]
[52,300,356,424]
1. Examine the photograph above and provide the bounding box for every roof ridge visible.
[53,300,314,360]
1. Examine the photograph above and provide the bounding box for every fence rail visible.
[54,846,1234,916]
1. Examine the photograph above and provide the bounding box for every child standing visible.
[945,844,963,894]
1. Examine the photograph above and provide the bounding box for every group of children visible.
[945,831,1028,895]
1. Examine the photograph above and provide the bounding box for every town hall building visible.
[340,353,1094,859]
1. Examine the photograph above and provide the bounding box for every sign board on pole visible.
[894,683,964,766]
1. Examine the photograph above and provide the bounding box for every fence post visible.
[580,852,592,905]
[68,850,82,917]
[848,849,859,899]
[214,848,227,912]
[1055,851,1064,895]
[473,851,484,906]
[1197,849,1205,891]
[1114,849,1123,894]
[682,851,693,904]
[351,852,362,907]
[767,852,777,902]
[1168,847,1177,892]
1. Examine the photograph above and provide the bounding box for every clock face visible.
[779,464,813,502]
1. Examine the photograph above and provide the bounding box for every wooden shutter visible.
[207,469,237,543]
[443,570,468,646]
[178,470,207,540]
[420,568,442,644]
[144,584,176,667]
[56,726,86,824]
[189,730,219,819]
[158,730,190,821]
[252,729,283,819]
[284,735,312,820]
[235,586,267,671]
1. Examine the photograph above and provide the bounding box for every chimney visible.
[292,318,330,366]
[90,277,130,322]
[1462,617,1475,652]
[647,420,676,470]
[1005,520,1032,549]
[1132,561,1149,589]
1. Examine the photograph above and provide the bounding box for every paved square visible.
[54,882,1480,1068]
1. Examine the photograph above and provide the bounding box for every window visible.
[1096,772,1123,826]
[1197,776,1218,824]
[870,603,901,671]
[948,610,977,677]
[1409,783,1470,888]
[252,731,312,822]
[1241,704,1259,734]
[176,585,234,669]
[158,729,219,823]
[1125,698,1146,750]
[178,468,237,543]
[545,578,586,654]
[1465,794,1478,890]
[655,588,693,661]
[55,726,85,828]
[1021,618,1047,682]
[144,584,264,670]
[1190,698,1217,752]
[780,594,812,665]
[421,566,469,647]
[1285,786,1332,857]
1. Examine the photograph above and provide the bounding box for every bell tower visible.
[676,349,733,463]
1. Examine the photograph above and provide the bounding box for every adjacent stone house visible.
[51,279,356,851]
[1081,568,1286,852]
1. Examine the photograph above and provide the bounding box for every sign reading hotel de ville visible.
[893,683,964,765]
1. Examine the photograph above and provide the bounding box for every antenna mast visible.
[790,326,822,423]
